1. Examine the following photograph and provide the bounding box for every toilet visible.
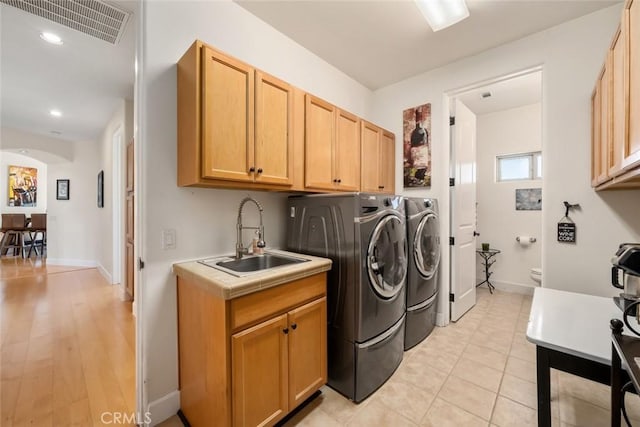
[530,267,542,285]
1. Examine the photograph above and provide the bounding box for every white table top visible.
[526,287,639,366]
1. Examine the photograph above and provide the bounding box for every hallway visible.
[1,259,135,426]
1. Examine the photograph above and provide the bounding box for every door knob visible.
[473,231,480,236]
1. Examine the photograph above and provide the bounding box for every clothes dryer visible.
[404,197,440,350]
[287,193,407,402]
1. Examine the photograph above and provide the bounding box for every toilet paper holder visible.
[516,236,537,243]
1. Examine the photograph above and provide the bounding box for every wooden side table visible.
[476,248,500,294]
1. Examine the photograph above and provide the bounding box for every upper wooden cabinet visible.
[361,121,395,194]
[178,41,293,189]
[609,26,626,177]
[178,40,396,193]
[592,3,640,190]
[591,81,602,187]
[626,0,640,171]
[304,95,335,191]
[304,95,361,192]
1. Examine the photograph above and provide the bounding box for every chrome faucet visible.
[236,197,266,259]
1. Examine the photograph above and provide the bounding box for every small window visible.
[496,151,542,182]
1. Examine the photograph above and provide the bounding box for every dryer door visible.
[367,214,407,299]
[414,213,440,279]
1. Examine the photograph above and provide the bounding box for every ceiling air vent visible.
[0,0,131,45]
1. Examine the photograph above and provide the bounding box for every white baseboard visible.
[46,258,97,268]
[97,263,113,284]
[147,390,180,427]
[490,279,537,296]
[436,312,448,327]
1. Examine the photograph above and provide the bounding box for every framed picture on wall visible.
[97,170,104,208]
[56,179,70,201]
[403,103,432,188]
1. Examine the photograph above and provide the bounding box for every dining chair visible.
[27,213,47,257]
[0,213,28,257]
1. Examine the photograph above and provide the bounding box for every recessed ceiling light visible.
[19,149,29,154]
[50,109,62,117]
[50,130,62,135]
[40,32,63,45]
[415,0,470,32]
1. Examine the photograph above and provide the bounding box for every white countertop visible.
[172,249,332,300]
[527,287,640,365]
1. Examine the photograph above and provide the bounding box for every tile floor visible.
[160,287,640,427]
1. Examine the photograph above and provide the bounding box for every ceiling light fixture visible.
[19,149,29,154]
[415,0,470,32]
[50,109,62,117]
[39,32,63,45]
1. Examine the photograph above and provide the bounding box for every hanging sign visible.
[557,221,576,243]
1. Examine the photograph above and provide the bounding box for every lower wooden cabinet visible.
[177,273,327,427]
[232,297,327,426]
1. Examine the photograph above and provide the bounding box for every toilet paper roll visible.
[517,236,532,247]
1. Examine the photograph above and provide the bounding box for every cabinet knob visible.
[333,179,338,183]
[291,323,297,330]
[257,168,263,174]
[337,179,341,183]
[249,167,255,173]
[282,327,289,334]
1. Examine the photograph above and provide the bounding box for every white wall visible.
[96,99,133,282]
[475,103,542,292]
[0,152,47,215]
[46,140,101,266]
[370,3,640,320]
[140,0,374,420]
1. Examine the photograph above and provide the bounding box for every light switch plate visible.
[162,229,176,250]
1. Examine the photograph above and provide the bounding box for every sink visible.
[198,252,309,277]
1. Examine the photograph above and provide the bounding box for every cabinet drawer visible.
[230,273,326,332]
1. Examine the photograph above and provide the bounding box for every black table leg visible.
[536,345,552,427]
[612,342,622,427]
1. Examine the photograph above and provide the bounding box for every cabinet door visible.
[626,0,640,169]
[361,121,381,192]
[379,131,395,194]
[202,46,255,182]
[288,297,327,410]
[610,27,626,177]
[599,63,611,184]
[255,71,293,186]
[335,109,361,191]
[232,314,288,427]
[305,95,336,191]
[591,83,602,187]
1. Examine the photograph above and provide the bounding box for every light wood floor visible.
[1,257,136,426]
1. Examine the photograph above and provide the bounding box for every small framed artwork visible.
[515,188,542,211]
[97,170,104,208]
[56,179,70,200]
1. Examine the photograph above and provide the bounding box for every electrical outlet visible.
[162,229,176,250]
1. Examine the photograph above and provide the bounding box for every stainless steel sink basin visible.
[198,252,309,277]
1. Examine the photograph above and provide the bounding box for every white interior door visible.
[450,99,477,321]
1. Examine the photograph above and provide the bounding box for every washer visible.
[404,197,441,350]
[286,193,407,402]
